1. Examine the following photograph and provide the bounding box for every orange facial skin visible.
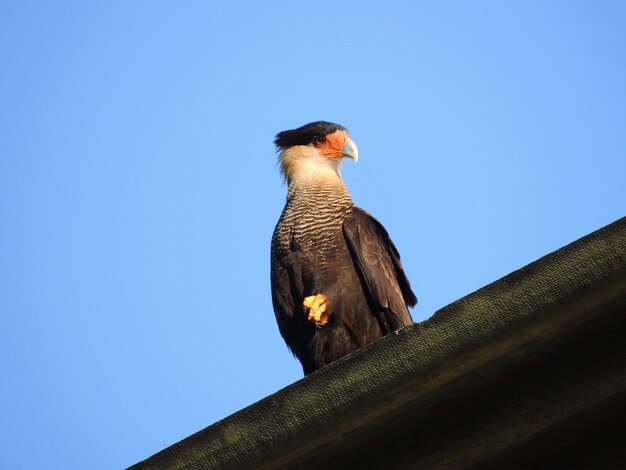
[314,130,351,159]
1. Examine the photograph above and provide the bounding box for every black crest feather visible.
[274,121,347,149]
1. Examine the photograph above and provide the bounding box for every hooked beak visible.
[341,139,359,162]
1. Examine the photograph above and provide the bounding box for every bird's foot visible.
[303,294,330,326]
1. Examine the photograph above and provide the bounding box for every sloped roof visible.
[130,217,626,469]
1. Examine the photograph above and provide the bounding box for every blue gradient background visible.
[1,2,624,468]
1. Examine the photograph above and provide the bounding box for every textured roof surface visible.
[130,217,626,469]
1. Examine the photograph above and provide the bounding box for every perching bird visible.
[271,121,417,375]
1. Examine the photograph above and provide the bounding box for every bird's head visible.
[275,121,359,184]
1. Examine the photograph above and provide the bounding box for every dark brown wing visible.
[342,206,416,333]
[270,239,300,348]
[270,235,318,370]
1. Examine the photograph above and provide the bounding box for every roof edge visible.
[130,217,626,469]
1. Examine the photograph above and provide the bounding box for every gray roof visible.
[130,216,626,469]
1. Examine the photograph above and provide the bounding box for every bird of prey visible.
[271,121,416,375]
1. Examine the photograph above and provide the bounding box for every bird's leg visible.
[303,294,330,326]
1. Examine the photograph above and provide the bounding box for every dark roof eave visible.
[130,216,626,469]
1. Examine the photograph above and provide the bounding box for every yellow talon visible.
[303,294,330,325]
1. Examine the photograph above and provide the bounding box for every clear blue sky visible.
[1,2,624,468]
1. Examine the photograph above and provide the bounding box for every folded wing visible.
[342,207,417,334]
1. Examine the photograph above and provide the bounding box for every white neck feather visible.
[279,146,343,186]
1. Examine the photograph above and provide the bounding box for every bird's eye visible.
[313,135,326,146]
